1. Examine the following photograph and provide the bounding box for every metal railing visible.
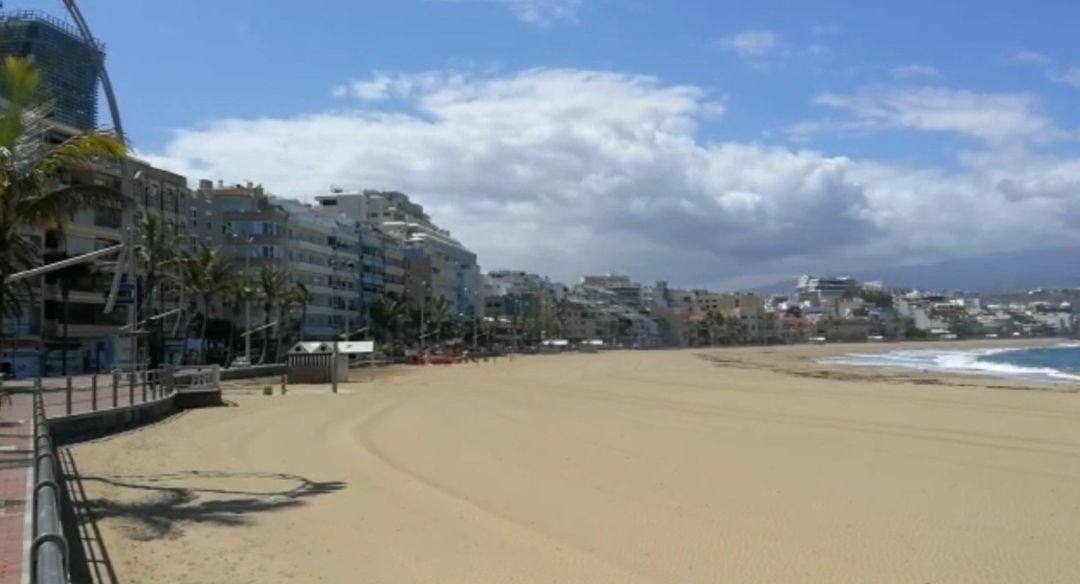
[30,366,179,419]
[31,388,68,584]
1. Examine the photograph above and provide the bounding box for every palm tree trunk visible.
[299,305,307,343]
[199,296,211,364]
[275,306,287,363]
[180,306,195,365]
[61,287,69,376]
[224,305,237,366]
[259,302,271,364]
[224,329,235,366]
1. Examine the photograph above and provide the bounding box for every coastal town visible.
[3,5,1080,584]
[1,12,1077,379]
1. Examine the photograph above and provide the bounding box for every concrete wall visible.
[50,394,178,446]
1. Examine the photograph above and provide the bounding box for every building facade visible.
[315,190,482,317]
[196,181,364,342]
[0,11,102,129]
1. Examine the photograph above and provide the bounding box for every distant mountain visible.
[748,246,1080,295]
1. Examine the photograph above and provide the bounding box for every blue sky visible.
[16,0,1080,287]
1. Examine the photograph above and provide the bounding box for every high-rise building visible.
[580,274,643,308]
[796,275,858,301]
[315,190,482,317]
[0,11,102,129]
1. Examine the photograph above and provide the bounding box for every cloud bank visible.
[146,68,1080,288]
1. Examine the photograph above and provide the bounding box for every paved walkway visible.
[0,374,173,584]
[0,392,32,584]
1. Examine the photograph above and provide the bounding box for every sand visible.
[68,342,1080,583]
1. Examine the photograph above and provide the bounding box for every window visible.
[261,246,275,258]
[94,207,123,229]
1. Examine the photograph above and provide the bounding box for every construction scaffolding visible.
[0,10,103,129]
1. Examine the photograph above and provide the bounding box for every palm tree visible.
[705,311,724,346]
[427,296,451,345]
[0,57,125,324]
[290,282,313,343]
[134,215,181,367]
[221,276,253,365]
[276,281,312,358]
[370,297,395,343]
[176,244,234,364]
[371,293,410,348]
[134,214,176,320]
[255,264,289,364]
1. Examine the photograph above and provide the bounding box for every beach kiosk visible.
[287,341,374,384]
[579,339,604,353]
[539,339,569,354]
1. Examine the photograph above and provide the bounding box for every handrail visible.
[31,388,68,584]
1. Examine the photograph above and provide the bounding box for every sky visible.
[17,0,1080,288]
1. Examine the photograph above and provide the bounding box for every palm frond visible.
[0,56,41,150]
[16,184,127,228]
[32,131,125,177]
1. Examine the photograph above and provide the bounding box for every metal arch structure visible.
[59,0,140,366]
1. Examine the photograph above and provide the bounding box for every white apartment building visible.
[196,181,363,341]
[315,190,482,316]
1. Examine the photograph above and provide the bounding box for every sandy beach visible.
[67,341,1080,583]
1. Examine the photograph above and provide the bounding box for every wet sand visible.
[69,342,1080,583]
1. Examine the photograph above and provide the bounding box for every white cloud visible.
[717,29,782,58]
[1048,66,1080,88]
[811,23,840,35]
[810,86,1061,142]
[459,0,582,24]
[889,64,939,80]
[1010,49,1052,66]
[1006,50,1080,90]
[146,68,1080,288]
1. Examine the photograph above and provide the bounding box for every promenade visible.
[0,392,31,584]
[0,368,212,584]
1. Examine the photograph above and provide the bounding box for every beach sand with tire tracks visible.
[68,342,1080,583]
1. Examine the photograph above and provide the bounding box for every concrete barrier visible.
[219,364,286,381]
[48,394,178,446]
[47,365,223,445]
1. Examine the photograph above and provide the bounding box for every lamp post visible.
[61,0,138,369]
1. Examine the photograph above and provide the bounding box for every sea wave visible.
[820,343,1080,383]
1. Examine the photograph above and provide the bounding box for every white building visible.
[315,190,482,317]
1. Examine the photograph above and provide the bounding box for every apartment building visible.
[315,190,482,317]
[581,274,643,308]
[195,181,363,341]
[797,275,858,301]
[485,270,557,322]
[696,292,765,315]
[35,145,194,374]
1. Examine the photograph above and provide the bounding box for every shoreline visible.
[810,337,1080,385]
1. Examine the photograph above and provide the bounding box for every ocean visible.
[820,342,1080,383]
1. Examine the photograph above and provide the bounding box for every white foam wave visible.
[820,345,1080,383]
